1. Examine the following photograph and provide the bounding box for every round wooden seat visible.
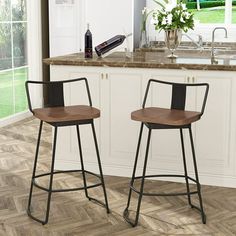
[33,105,100,123]
[131,107,201,126]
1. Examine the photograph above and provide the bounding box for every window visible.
[0,0,28,119]
[186,0,235,24]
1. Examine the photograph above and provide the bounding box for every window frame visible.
[0,0,42,125]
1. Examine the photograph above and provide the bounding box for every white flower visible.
[181,3,187,10]
[180,16,185,23]
[153,1,194,32]
[176,10,180,15]
[184,12,191,19]
[150,17,158,25]
[167,14,173,25]
[162,18,167,25]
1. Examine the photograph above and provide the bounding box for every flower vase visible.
[139,30,148,48]
[165,29,182,58]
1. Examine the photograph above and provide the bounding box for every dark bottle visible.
[84,23,93,58]
[95,34,132,57]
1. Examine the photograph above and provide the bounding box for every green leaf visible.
[152,0,166,9]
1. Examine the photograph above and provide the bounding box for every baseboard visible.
[55,159,236,188]
[0,111,31,128]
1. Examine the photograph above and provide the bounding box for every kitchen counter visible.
[44,50,236,71]
[46,49,236,188]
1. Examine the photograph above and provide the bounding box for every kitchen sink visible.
[214,50,236,59]
[138,45,236,63]
[215,54,236,59]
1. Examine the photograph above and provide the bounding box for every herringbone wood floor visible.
[0,117,235,236]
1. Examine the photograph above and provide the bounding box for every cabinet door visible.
[194,73,236,177]
[101,70,143,167]
[50,66,101,168]
[84,0,133,50]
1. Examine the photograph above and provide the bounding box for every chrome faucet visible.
[211,27,228,60]
[182,33,203,49]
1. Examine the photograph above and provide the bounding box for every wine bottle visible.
[95,34,132,57]
[84,23,93,58]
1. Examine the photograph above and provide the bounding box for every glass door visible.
[0,0,28,119]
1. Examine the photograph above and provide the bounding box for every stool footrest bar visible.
[133,174,197,183]
[130,185,198,196]
[130,174,199,197]
[34,169,101,179]
[32,169,103,193]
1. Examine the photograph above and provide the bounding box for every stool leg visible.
[189,126,206,224]
[43,126,58,225]
[133,128,152,227]
[123,123,144,225]
[27,121,43,215]
[76,125,89,199]
[180,128,192,207]
[91,122,110,213]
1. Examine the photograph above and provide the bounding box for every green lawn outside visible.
[0,67,28,119]
[190,6,236,24]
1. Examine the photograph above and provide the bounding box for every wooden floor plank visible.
[0,117,235,235]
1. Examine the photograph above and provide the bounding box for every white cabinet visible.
[143,70,236,185]
[50,66,143,171]
[50,65,236,188]
[101,70,143,167]
[193,72,236,180]
[50,66,101,168]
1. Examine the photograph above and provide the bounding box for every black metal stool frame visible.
[25,78,109,225]
[123,79,209,227]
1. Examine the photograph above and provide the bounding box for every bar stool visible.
[25,78,109,225]
[123,79,209,227]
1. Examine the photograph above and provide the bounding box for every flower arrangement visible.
[141,0,166,32]
[152,1,195,32]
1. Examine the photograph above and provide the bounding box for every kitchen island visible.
[44,50,236,188]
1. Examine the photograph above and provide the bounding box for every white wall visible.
[49,0,83,57]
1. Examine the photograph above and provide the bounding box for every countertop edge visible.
[43,59,236,72]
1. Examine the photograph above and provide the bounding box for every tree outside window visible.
[186,0,235,24]
[0,0,28,119]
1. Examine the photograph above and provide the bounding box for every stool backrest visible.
[143,79,209,117]
[25,78,92,114]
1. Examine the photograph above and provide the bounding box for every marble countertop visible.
[43,49,236,71]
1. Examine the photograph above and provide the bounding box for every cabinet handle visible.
[106,73,108,79]
[187,76,190,83]
[192,76,195,83]
[101,73,104,80]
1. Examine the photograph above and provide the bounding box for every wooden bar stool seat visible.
[131,107,201,126]
[33,105,100,123]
